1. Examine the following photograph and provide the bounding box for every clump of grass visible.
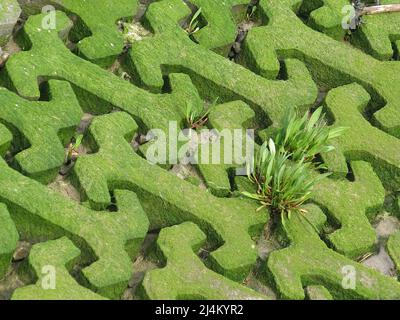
[243,107,346,225]
[274,107,347,162]
[185,8,202,37]
[243,139,329,217]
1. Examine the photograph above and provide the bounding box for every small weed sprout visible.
[185,8,202,37]
[186,97,219,129]
[120,71,131,81]
[246,5,257,21]
[66,134,83,165]
[243,107,346,224]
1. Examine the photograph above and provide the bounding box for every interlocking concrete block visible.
[0,0,21,46]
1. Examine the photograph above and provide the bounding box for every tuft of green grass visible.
[243,107,346,222]
[185,8,202,36]
[274,107,347,162]
[243,139,329,217]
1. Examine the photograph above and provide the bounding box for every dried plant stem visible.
[362,4,400,15]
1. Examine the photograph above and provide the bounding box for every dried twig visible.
[362,4,400,15]
[350,2,400,30]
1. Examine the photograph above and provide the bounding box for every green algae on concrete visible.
[387,232,400,277]
[0,124,12,158]
[0,204,19,280]
[5,11,204,165]
[267,213,400,300]
[299,0,349,41]
[243,0,400,137]
[323,83,400,191]
[1,0,400,301]
[17,0,138,67]
[5,8,316,158]
[195,100,257,197]
[188,0,248,55]
[305,285,333,300]
[0,80,82,184]
[0,0,21,46]
[130,0,317,127]
[142,222,268,300]
[338,0,400,61]
[312,161,384,259]
[72,112,265,282]
[12,237,107,300]
[0,156,149,299]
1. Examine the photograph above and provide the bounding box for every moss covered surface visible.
[0,124,12,157]
[18,0,138,67]
[0,80,82,184]
[305,285,333,300]
[0,204,18,280]
[188,0,248,55]
[12,237,107,300]
[131,0,317,125]
[312,160,384,259]
[0,0,400,300]
[0,0,21,46]
[0,157,149,299]
[268,213,400,300]
[72,112,265,282]
[196,100,256,196]
[142,222,267,300]
[243,0,400,137]
[303,0,349,41]
[387,232,400,277]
